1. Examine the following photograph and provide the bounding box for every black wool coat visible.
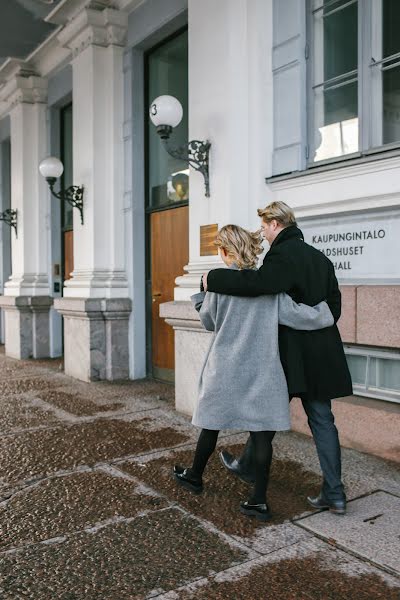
[207,226,353,402]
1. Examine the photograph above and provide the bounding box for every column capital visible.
[0,73,47,115]
[58,7,128,58]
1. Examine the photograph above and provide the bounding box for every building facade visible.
[0,0,399,458]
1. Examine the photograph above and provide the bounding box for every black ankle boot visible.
[240,500,272,522]
[219,450,256,484]
[307,493,346,515]
[173,465,203,494]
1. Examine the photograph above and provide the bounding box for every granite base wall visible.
[0,296,53,359]
[54,297,131,382]
[338,285,400,348]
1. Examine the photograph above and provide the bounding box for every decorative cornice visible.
[58,7,128,57]
[114,0,145,12]
[46,0,113,25]
[0,3,127,99]
[0,75,47,117]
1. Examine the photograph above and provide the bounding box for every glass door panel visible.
[146,30,189,210]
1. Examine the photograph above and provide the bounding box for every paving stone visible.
[0,350,399,599]
[0,413,190,486]
[0,508,248,600]
[37,389,126,416]
[232,521,313,555]
[32,379,175,418]
[119,443,321,540]
[0,377,54,396]
[85,378,175,403]
[0,396,59,433]
[51,377,175,404]
[295,490,400,576]
[0,470,167,551]
[159,538,400,600]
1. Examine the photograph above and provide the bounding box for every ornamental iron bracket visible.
[46,178,84,224]
[0,209,18,236]
[156,125,211,197]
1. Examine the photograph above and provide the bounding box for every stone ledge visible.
[160,301,207,332]
[54,297,132,320]
[160,300,199,321]
[0,295,53,312]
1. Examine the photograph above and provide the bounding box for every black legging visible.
[191,428,276,504]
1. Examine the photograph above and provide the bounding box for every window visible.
[310,0,400,164]
[145,29,189,210]
[345,345,400,403]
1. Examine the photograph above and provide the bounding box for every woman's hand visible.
[202,273,208,291]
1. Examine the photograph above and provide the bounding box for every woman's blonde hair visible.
[257,201,297,227]
[215,224,263,270]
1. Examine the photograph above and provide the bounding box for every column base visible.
[160,301,211,415]
[54,297,131,382]
[0,296,53,359]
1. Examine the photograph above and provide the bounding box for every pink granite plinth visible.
[290,396,400,463]
[356,286,400,348]
[338,286,356,343]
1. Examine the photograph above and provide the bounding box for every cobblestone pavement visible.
[0,348,399,599]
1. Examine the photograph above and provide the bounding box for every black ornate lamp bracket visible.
[0,209,18,236]
[156,126,211,197]
[47,178,84,224]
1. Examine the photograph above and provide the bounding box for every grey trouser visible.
[239,395,345,501]
[301,395,345,501]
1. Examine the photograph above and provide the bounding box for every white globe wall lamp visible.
[39,157,84,225]
[149,95,211,197]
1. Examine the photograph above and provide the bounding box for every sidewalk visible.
[0,348,399,600]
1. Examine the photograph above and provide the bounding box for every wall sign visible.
[200,224,219,256]
[298,209,400,283]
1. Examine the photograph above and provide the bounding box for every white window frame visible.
[307,0,400,167]
[345,344,400,404]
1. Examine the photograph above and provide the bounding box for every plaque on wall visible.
[200,224,219,256]
[298,208,400,283]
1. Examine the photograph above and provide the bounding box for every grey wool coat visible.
[191,268,334,432]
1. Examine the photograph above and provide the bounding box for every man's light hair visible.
[257,201,297,228]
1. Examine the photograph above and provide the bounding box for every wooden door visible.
[150,205,189,381]
[64,231,74,281]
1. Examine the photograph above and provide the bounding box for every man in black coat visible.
[203,201,352,514]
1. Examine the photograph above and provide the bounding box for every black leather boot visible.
[219,437,256,484]
[173,465,203,494]
[240,500,272,521]
[307,493,346,515]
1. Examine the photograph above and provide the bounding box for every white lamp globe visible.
[39,156,64,179]
[149,95,183,128]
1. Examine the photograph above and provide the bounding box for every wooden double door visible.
[150,205,188,381]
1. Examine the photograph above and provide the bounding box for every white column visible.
[54,7,131,381]
[59,8,128,299]
[175,0,274,299]
[5,76,49,296]
[0,75,53,359]
[0,137,11,344]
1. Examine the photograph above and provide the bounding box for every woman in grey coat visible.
[174,225,333,521]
